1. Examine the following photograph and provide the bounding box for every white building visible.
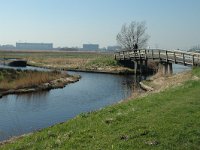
[16,43,53,50]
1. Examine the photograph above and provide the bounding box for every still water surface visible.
[0,71,139,141]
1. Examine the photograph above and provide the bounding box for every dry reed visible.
[0,71,65,90]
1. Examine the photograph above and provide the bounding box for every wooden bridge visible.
[114,49,200,74]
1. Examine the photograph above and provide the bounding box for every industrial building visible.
[16,43,53,50]
[107,46,121,51]
[82,44,99,51]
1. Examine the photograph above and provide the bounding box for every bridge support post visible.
[159,62,173,75]
[162,63,168,75]
[134,61,138,74]
[144,60,148,73]
[139,60,143,73]
[167,63,173,75]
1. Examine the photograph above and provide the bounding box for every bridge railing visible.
[115,49,200,66]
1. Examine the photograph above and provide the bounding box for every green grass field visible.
[1,68,200,149]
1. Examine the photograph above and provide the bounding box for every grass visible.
[1,68,200,149]
[28,52,120,71]
[0,51,131,73]
[85,55,119,68]
[192,67,200,77]
[0,69,67,91]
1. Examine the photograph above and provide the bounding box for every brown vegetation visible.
[0,69,67,91]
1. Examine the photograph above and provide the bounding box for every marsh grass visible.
[0,69,65,90]
[30,53,117,69]
[85,55,119,68]
[0,51,120,70]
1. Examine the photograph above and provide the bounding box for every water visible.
[0,64,191,141]
[173,64,191,74]
[0,71,139,141]
[0,64,50,71]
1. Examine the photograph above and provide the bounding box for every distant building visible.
[189,45,200,53]
[107,46,121,51]
[82,44,99,51]
[16,43,53,50]
[0,44,15,50]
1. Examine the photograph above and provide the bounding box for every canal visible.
[0,70,141,141]
[0,64,190,141]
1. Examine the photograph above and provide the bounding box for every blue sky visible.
[0,0,200,49]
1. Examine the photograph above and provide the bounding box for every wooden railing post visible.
[123,51,125,60]
[152,50,154,59]
[139,49,141,59]
[166,51,168,62]
[183,53,185,65]
[158,50,161,60]
[174,52,176,63]
[145,49,147,59]
[192,54,195,66]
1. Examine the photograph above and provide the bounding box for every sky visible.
[0,0,200,49]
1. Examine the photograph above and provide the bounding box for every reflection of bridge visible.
[115,49,200,74]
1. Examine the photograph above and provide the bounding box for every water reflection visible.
[16,91,49,102]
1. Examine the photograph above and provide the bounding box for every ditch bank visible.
[0,76,80,98]
[0,69,80,98]
[126,70,195,102]
[28,61,157,75]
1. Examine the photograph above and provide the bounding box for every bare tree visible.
[116,21,149,50]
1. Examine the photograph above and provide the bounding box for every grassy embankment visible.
[0,51,134,73]
[1,68,200,149]
[0,69,77,92]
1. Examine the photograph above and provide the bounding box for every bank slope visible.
[1,69,200,150]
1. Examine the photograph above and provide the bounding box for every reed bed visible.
[0,69,65,91]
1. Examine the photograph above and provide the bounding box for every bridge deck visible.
[115,49,200,66]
